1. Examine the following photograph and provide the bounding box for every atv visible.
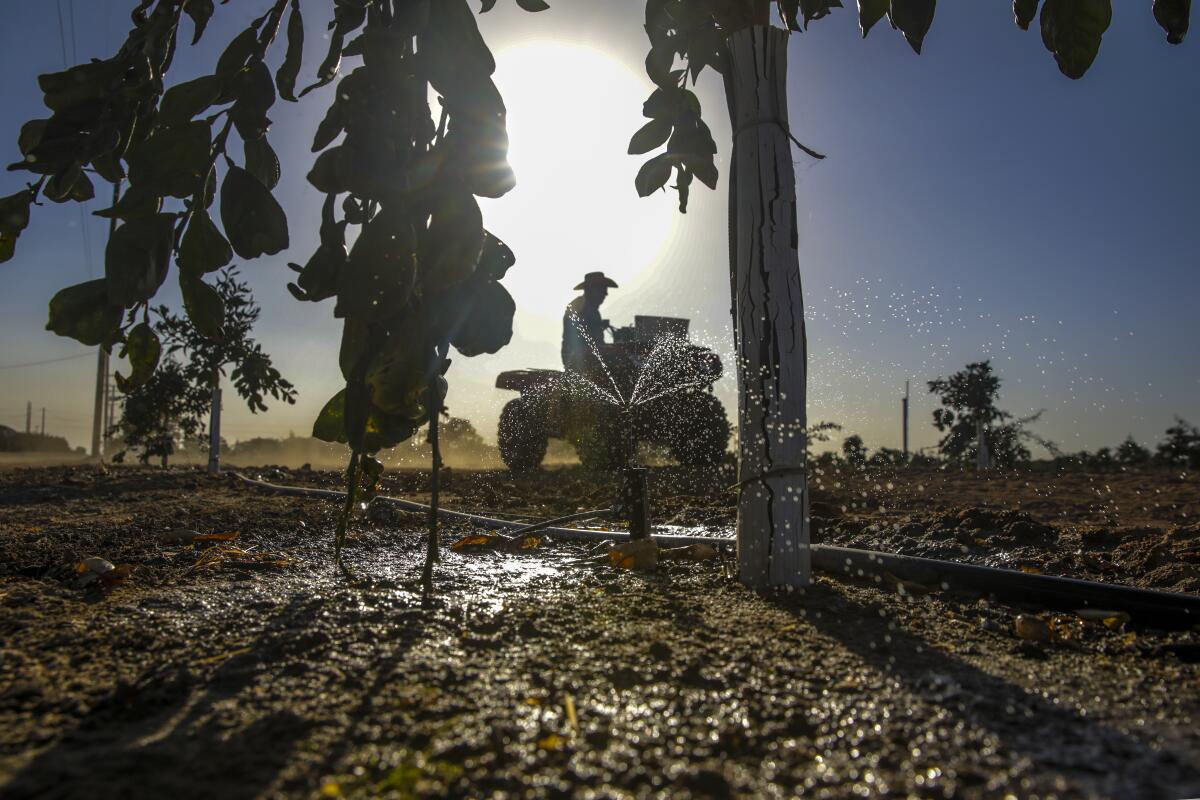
[495,315,730,472]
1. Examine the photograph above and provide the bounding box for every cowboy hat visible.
[574,271,619,290]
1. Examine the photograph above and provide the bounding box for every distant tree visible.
[804,421,843,458]
[1115,435,1151,466]
[1157,417,1200,469]
[928,361,1053,468]
[112,267,294,469]
[113,358,209,467]
[870,447,906,466]
[151,267,296,473]
[438,416,486,450]
[841,434,867,467]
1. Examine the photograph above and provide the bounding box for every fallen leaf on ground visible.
[883,571,933,596]
[451,533,498,552]
[160,529,201,545]
[189,546,291,572]
[660,543,719,562]
[537,734,566,751]
[194,530,240,543]
[512,534,541,550]
[1015,614,1051,642]
[608,540,658,571]
[74,557,131,588]
[1074,608,1130,624]
[1019,565,1043,574]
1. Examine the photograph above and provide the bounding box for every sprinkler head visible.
[617,466,651,540]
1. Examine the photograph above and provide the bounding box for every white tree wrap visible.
[723,26,811,589]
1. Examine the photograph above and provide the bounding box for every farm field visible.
[1,464,1198,799]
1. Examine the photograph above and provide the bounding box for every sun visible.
[478,41,680,334]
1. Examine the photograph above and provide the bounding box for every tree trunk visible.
[976,417,991,471]
[207,371,221,475]
[723,26,810,589]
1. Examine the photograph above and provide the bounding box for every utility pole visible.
[25,401,31,434]
[40,407,45,436]
[91,180,120,459]
[91,347,108,456]
[901,380,910,459]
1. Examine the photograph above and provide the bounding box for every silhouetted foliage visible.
[113,358,209,467]
[1115,435,1152,466]
[1158,417,1200,469]
[928,360,1054,467]
[112,266,292,465]
[154,266,296,413]
[841,434,867,467]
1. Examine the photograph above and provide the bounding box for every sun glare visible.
[480,42,680,332]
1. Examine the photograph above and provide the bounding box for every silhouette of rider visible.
[562,271,618,374]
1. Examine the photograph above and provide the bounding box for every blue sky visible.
[0,1,1196,456]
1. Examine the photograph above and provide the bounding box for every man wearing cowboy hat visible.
[562,271,618,373]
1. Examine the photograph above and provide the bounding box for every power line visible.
[0,352,95,370]
[54,0,94,277]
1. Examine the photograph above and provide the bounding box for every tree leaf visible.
[158,75,224,128]
[635,153,675,197]
[422,193,484,289]
[46,279,123,346]
[231,60,276,141]
[628,118,672,155]
[312,389,348,443]
[449,281,515,356]
[178,208,233,275]
[858,0,889,35]
[44,165,95,203]
[123,322,161,389]
[220,166,290,259]
[179,272,225,341]
[797,0,843,30]
[1153,0,1190,43]
[888,0,937,53]
[515,0,551,10]
[296,243,346,302]
[92,183,163,222]
[244,136,281,190]
[126,120,212,199]
[311,100,345,152]
[0,190,33,263]
[1014,0,1040,30]
[1040,0,1112,79]
[477,230,515,281]
[105,213,176,306]
[216,27,259,78]
[184,0,215,44]
[336,206,415,319]
[276,0,305,101]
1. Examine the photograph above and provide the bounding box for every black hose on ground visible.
[232,472,1200,630]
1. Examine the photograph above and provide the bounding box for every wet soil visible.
[2,464,1199,799]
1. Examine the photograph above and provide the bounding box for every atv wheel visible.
[666,391,730,469]
[498,398,548,472]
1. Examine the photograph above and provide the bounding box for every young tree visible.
[1157,417,1200,468]
[927,361,1051,468]
[841,434,867,467]
[151,266,296,474]
[113,357,209,467]
[111,268,294,467]
[1115,435,1151,466]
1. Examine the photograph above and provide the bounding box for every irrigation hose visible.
[233,472,1200,630]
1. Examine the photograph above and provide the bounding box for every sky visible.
[0,0,1197,457]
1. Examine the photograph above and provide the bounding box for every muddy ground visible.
[1,463,1198,799]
